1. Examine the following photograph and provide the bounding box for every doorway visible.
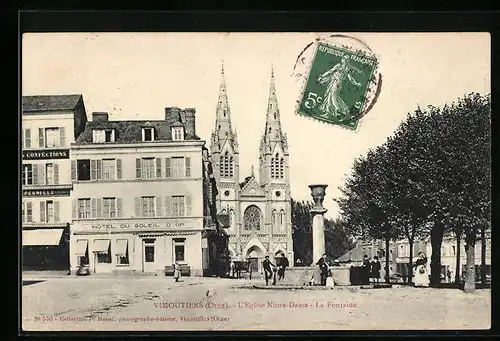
[142,239,156,273]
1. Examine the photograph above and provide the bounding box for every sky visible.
[22,32,490,218]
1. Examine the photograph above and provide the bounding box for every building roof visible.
[74,119,201,145]
[22,95,83,113]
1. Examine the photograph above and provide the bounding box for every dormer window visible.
[142,128,155,142]
[93,129,115,143]
[172,127,184,141]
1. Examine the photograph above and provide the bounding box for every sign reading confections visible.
[22,149,70,160]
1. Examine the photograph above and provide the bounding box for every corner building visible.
[70,108,214,276]
[22,95,88,271]
[210,65,294,274]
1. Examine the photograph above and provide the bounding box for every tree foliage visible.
[335,93,491,291]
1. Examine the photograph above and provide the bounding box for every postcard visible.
[21,32,491,331]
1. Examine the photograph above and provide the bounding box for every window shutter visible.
[156,158,162,178]
[59,127,66,147]
[135,197,141,217]
[27,202,32,222]
[135,158,142,179]
[185,157,191,177]
[71,160,77,181]
[96,198,102,218]
[32,165,38,185]
[25,129,31,148]
[38,164,46,185]
[96,160,102,180]
[53,163,59,184]
[116,198,123,217]
[165,158,171,178]
[40,201,46,222]
[186,195,192,216]
[91,198,97,218]
[54,201,60,222]
[156,196,162,217]
[72,199,77,219]
[165,196,171,217]
[116,159,122,179]
[91,160,97,180]
[38,128,45,148]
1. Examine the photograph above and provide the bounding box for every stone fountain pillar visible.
[309,184,328,264]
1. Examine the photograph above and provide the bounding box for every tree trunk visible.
[481,223,486,285]
[430,223,444,287]
[463,238,476,293]
[385,237,390,283]
[455,233,461,286]
[408,239,414,285]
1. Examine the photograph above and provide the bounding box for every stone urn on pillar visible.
[308,184,328,265]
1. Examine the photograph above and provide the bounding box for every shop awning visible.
[91,239,110,254]
[115,239,128,256]
[22,229,63,246]
[74,240,88,256]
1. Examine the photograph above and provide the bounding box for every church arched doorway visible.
[245,245,263,274]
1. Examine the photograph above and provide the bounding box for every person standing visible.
[362,255,370,285]
[320,254,329,286]
[230,261,235,279]
[278,252,289,280]
[413,252,430,287]
[370,256,381,284]
[262,256,276,286]
[173,261,181,282]
[311,259,323,286]
[447,268,452,283]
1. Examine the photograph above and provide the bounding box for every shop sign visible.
[22,188,71,197]
[23,149,70,160]
[88,222,186,230]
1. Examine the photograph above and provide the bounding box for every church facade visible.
[209,64,294,274]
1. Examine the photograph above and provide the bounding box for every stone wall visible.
[279,266,351,286]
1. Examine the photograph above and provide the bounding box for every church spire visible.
[264,64,283,143]
[214,60,233,139]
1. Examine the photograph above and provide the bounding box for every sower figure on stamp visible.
[262,255,276,286]
[317,54,361,121]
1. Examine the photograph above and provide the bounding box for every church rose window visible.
[243,205,262,231]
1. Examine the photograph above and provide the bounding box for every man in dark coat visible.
[278,252,289,280]
[262,256,276,285]
[362,255,370,285]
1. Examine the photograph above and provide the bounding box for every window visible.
[102,198,116,218]
[142,128,155,142]
[22,164,33,185]
[45,128,60,147]
[78,198,91,219]
[271,153,284,179]
[173,239,185,262]
[77,160,91,181]
[243,205,262,231]
[171,157,185,179]
[97,252,111,263]
[116,239,129,265]
[45,200,54,222]
[23,129,31,148]
[145,245,155,262]
[280,210,285,230]
[102,159,116,180]
[229,209,235,230]
[141,196,155,217]
[220,151,234,178]
[172,127,184,141]
[46,163,54,185]
[93,129,115,143]
[142,158,155,179]
[172,196,185,217]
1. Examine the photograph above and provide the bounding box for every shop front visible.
[70,219,203,276]
[22,225,70,271]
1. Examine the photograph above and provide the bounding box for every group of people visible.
[262,252,290,285]
[311,254,335,286]
[361,255,382,284]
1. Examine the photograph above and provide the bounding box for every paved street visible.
[22,276,490,331]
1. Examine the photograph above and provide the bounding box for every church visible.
[209,63,294,274]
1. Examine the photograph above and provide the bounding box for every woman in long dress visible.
[413,252,430,287]
[316,54,361,120]
[311,258,323,286]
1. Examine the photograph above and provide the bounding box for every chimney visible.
[92,112,109,122]
[184,108,196,137]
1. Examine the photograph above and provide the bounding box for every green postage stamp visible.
[297,42,378,130]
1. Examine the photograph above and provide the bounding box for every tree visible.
[291,199,313,265]
[324,218,356,260]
